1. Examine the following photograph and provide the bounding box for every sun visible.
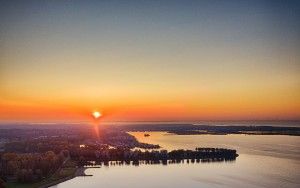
[92,111,102,119]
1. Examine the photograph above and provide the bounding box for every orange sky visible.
[1,83,299,122]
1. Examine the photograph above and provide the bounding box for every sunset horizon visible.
[0,1,299,188]
[1,1,299,123]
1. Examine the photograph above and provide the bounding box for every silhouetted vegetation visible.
[71,147,238,166]
[0,151,66,183]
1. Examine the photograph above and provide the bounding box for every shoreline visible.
[38,175,76,188]
[38,167,88,188]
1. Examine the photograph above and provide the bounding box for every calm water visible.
[52,132,300,188]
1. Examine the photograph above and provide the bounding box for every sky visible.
[0,0,299,122]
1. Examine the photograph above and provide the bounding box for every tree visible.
[0,177,5,188]
[7,160,18,175]
[1,153,17,161]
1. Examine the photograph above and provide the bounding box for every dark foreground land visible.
[0,124,238,188]
[0,147,237,188]
[0,121,298,187]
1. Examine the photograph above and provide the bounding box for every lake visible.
[52,132,300,188]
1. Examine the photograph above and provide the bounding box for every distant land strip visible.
[120,124,300,136]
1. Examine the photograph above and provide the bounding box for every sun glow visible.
[92,111,101,119]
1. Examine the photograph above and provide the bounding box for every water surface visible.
[52,132,300,188]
